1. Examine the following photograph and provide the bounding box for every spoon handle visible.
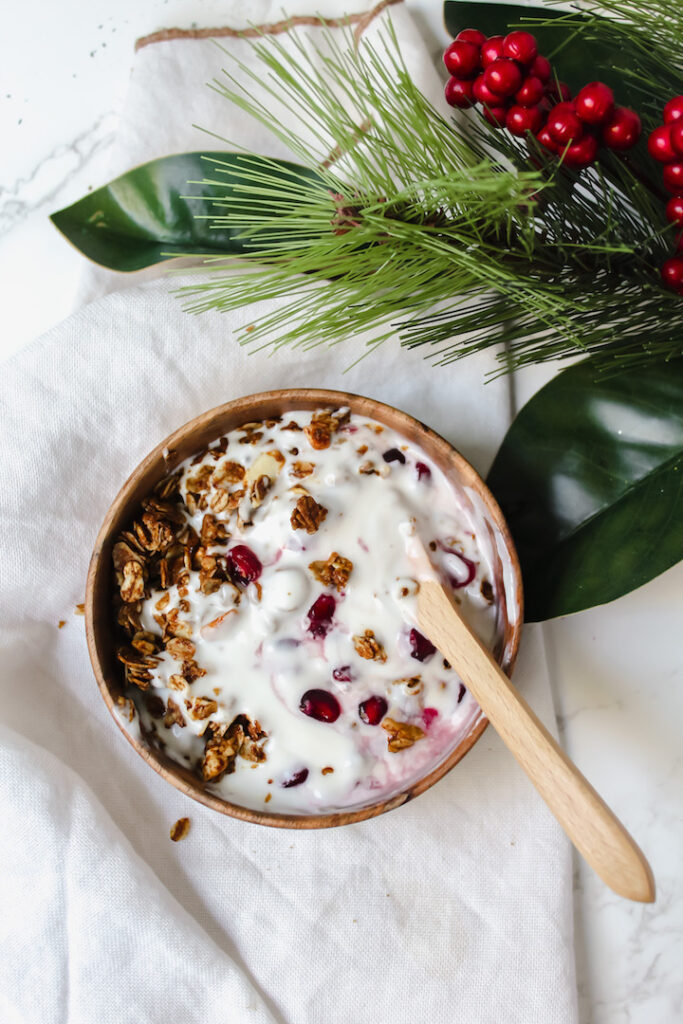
[418,579,655,903]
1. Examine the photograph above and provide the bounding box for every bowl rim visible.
[85,387,523,829]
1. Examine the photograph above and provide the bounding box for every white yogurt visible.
[123,409,502,813]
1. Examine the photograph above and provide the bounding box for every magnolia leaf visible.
[50,152,322,271]
[443,2,642,108]
[487,360,683,621]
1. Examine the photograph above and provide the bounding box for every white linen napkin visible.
[0,4,578,1023]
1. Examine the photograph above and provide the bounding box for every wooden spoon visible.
[417,576,655,903]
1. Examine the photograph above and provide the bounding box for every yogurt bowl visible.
[85,389,523,828]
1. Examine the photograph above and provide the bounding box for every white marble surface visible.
[1,2,681,1021]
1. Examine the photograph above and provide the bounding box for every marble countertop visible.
[1,2,681,1021]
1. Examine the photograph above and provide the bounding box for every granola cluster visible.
[170,817,191,842]
[308,552,353,591]
[290,494,328,533]
[382,718,426,752]
[352,629,388,663]
[111,411,356,783]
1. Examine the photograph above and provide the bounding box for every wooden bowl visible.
[86,388,523,828]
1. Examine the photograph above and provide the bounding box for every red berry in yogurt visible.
[409,628,437,662]
[226,544,262,585]
[358,696,388,725]
[422,707,439,729]
[300,689,342,723]
[332,665,353,682]
[281,768,309,787]
[307,593,336,637]
[439,542,477,588]
[383,448,406,464]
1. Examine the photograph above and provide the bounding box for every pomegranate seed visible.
[308,593,335,619]
[530,55,551,82]
[226,544,262,585]
[483,59,523,99]
[547,102,584,146]
[562,133,599,168]
[602,107,641,151]
[648,125,676,163]
[300,689,341,723]
[663,162,683,195]
[358,696,388,726]
[661,257,683,293]
[282,767,309,788]
[445,77,474,109]
[480,35,505,68]
[483,105,508,128]
[456,28,487,47]
[666,196,683,226]
[473,74,503,107]
[307,593,335,637]
[457,683,466,704]
[416,461,432,481]
[409,628,436,663]
[575,81,614,125]
[515,75,545,108]
[663,95,683,124]
[506,104,543,136]
[332,665,353,682]
[422,707,439,729]
[383,448,406,464]
[443,40,481,78]
[502,30,537,66]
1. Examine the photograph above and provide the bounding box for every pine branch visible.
[178,7,683,373]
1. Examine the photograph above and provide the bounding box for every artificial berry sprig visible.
[443,28,641,170]
[649,95,683,293]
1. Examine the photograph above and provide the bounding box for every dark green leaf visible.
[487,360,683,621]
[443,2,640,108]
[50,152,322,271]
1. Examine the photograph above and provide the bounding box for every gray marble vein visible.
[0,111,118,236]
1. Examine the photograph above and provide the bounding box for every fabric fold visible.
[0,724,278,1024]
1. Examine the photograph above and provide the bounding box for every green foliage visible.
[50,2,683,374]
[487,358,683,619]
[50,152,323,272]
[175,4,683,372]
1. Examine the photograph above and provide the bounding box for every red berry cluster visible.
[443,29,641,169]
[647,96,683,294]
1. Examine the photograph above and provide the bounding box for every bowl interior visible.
[86,388,523,828]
